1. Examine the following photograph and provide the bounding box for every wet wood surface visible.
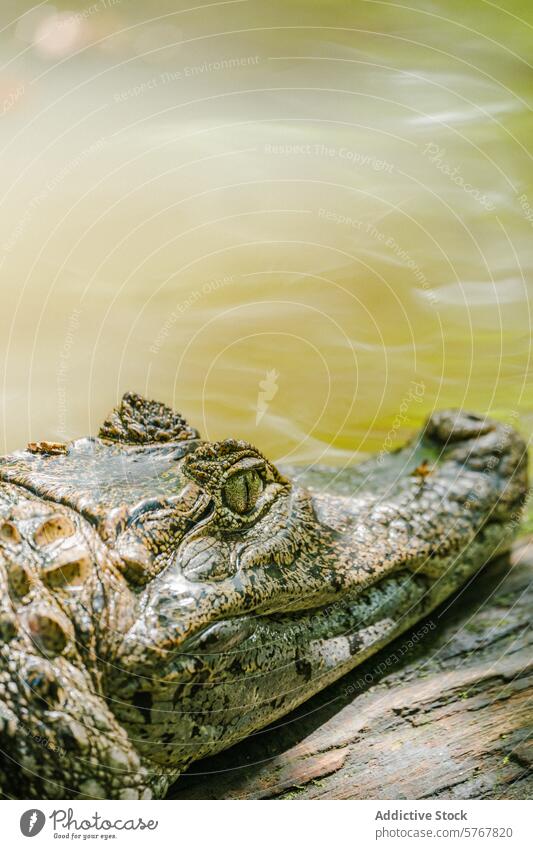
[169,538,533,800]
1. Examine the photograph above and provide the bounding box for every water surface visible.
[0,0,531,489]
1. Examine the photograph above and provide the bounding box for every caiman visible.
[0,394,527,798]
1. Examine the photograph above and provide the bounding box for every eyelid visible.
[222,457,265,481]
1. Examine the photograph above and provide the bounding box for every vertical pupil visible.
[224,470,263,513]
[243,473,251,509]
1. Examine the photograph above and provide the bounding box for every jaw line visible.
[175,565,431,659]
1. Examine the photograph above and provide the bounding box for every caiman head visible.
[0,393,527,797]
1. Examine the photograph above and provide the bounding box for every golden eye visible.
[223,469,263,514]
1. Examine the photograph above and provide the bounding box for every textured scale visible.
[0,394,527,798]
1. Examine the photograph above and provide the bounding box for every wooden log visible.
[169,537,533,800]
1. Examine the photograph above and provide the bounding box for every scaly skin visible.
[0,394,527,798]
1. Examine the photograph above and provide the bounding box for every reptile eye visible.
[223,469,263,514]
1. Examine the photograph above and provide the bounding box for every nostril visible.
[34,515,76,547]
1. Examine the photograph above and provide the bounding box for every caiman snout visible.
[116,409,527,674]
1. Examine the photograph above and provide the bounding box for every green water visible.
[0,1,531,525]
